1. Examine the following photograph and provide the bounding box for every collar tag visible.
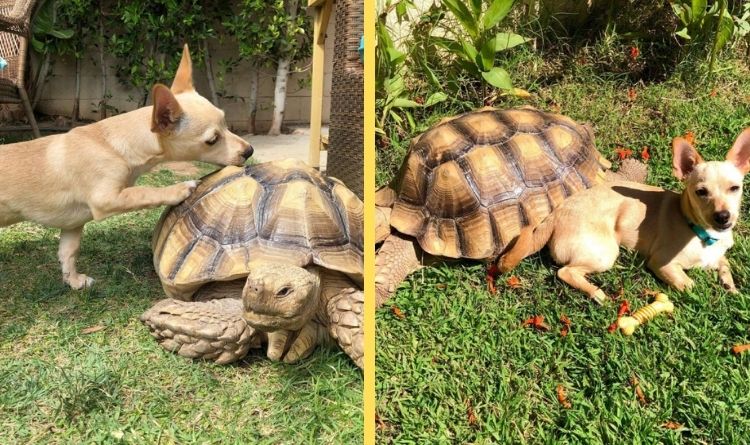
[689,222,718,246]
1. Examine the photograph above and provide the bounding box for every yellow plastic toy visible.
[618,293,674,336]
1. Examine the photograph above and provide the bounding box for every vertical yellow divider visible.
[363,0,376,442]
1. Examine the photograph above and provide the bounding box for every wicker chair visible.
[325,0,363,198]
[0,0,39,138]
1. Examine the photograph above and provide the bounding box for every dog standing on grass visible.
[499,129,750,303]
[0,44,253,289]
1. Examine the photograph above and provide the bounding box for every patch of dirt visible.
[154,161,200,177]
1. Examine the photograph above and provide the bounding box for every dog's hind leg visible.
[557,266,609,305]
[59,226,95,289]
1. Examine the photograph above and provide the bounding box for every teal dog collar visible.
[688,222,718,246]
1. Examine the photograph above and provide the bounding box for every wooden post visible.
[308,0,332,169]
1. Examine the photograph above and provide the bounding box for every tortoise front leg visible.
[327,287,364,368]
[266,323,326,364]
[375,233,423,306]
[140,298,260,364]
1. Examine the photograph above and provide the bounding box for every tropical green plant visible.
[107,0,224,106]
[376,0,446,134]
[671,0,735,74]
[433,0,530,101]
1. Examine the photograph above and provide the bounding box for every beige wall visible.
[34,10,335,133]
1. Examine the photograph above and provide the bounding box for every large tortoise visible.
[375,107,646,304]
[140,159,364,368]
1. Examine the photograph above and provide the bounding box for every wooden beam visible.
[308,0,332,168]
[316,0,332,43]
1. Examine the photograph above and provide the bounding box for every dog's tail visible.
[498,212,556,273]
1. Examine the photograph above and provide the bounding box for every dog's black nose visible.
[243,145,254,159]
[714,211,730,225]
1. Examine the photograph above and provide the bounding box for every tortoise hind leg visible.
[375,233,423,306]
[140,298,260,364]
[327,287,364,368]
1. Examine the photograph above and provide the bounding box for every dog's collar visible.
[688,222,719,246]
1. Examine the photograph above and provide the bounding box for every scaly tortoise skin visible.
[375,107,647,304]
[141,159,364,367]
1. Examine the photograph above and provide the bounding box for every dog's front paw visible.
[170,180,200,204]
[682,277,695,291]
[722,282,739,294]
[65,274,95,290]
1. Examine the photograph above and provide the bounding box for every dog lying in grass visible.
[500,129,750,303]
[0,44,253,289]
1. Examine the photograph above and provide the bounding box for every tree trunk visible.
[247,66,258,134]
[268,0,299,136]
[72,56,81,123]
[268,58,290,136]
[203,40,219,106]
[31,51,50,109]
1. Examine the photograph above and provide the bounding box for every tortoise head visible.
[241,262,321,332]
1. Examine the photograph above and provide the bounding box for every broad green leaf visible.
[676,27,692,39]
[31,37,44,53]
[494,32,530,51]
[433,37,472,62]
[691,0,707,20]
[713,13,734,53]
[670,3,690,26]
[395,1,410,21]
[384,76,405,96]
[386,46,405,64]
[49,29,74,39]
[406,111,416,130]
[461,40,479,64]
[424,92,448,107]
[469,0,482,17]
[389,110,403,124]
[392,98,422,108]
[480,36,496,71]
[482,0,515,30]
[442,0,478,39]
[481,67,513,90]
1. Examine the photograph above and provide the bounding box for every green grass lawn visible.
[0,165,362,444]
[376,58,750,443]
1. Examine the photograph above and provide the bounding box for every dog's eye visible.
[276,286,293,298]
[696,188,709,197]
[206,134,220,146]
[730,185,741,192]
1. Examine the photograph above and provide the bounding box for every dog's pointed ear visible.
[726,128,750,174]
[151,84,183,133]
[672,136,704,180]
[170,44,194,94]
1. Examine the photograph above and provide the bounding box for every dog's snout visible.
[242,145,254,160]
[713,210,731,225]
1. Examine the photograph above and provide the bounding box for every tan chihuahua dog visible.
[500,129,750,304]
[0,44,253,289]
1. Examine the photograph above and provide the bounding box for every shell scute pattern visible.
[154,160,363,298]
[390,107,604,259]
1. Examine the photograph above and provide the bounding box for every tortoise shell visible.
[389,107,607,259]
[153,159,364,300]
